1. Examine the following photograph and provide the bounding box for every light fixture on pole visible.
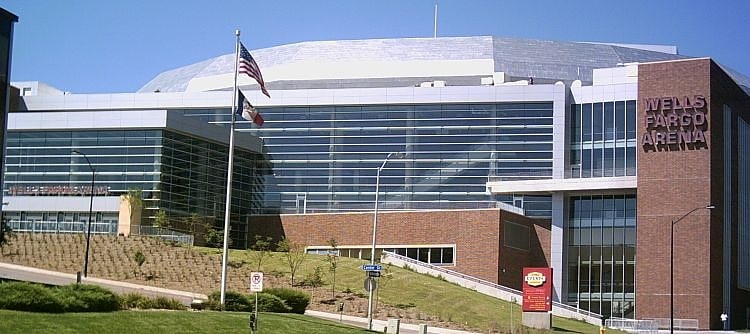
[670,204,714,334]
[367,152,405,330]
[72,150,95,278]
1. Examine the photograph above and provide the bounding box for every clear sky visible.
[2,0,748,94]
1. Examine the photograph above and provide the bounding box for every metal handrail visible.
[133,225,194,246]
[6,219,116,234]
[382,251,603,320]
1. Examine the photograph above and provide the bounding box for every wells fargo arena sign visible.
[642,95,708,151]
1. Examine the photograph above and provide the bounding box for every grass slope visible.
[0,310,373,334]
[1,234,617,333]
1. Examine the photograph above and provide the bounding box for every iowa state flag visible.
[236,90,264,126]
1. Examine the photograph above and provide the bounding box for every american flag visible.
[237,90,264,126]
[239,43,270,98]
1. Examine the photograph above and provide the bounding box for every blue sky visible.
[2,0,748,94]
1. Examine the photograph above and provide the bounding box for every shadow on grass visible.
[552,326,585,333]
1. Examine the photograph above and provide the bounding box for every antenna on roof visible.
[433,1,438,38]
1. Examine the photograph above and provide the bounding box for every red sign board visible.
[522,267,552,312]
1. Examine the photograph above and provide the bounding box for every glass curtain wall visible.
[194,103,555,216]
[569,101,637,178]
[567,194,636,318]
[4,129,265,247]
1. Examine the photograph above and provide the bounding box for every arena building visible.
[7,36,750,329]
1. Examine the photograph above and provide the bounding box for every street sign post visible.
[249,272,264,333]
[362,264,382,271]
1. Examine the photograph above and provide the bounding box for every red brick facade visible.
[636,58,750,329]
[249,209,549,289]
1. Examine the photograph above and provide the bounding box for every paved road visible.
[1,262,478,333]
[0,262,206,305]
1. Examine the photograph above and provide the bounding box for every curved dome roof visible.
[139,36,694,93]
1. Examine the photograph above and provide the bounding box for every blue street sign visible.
[362,264,382,271]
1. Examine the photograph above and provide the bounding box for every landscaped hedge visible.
[207,290,291,313]
[0,281,65,312]
[55,284,121,312]
[264,288,310,314]
[0,282,189,313]
[120,293,186,310]
[254,293,290,313]
[0,282,120,312]
[207,290,253,312]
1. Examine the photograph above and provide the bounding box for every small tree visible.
[133,250,146,276]
[187,213,203,235]
[301,266,324,301]
[248,235,274,272]
[0,219,12,255]
[278,238,307,286]
[204,229,222,248]
[325,238,340,298]
[153,210,169,228]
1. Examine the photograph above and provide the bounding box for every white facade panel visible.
[8,111,169,131]
[487,176,637,194]
[4,196,121,212]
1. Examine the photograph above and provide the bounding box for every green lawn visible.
[198,248,616,334]
[0,310,374,334]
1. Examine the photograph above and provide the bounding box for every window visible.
[504,221,530,251]
[306,245,456,265]
[567,194,637,318]
[568,100,636,179]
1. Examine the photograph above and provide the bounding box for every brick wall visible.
[636,58,715,328]
[249,208,549,287]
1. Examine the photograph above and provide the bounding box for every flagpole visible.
[220,29,241,307]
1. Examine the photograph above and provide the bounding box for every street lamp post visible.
[367,152,403,330]
[72,150,95,278]
[670,204,714,334]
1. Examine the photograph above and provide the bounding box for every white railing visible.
[133,225,194,246]
[7,220,117,235]
[605,318,658,333]
[381,251,602,326]
[645,318,699,330]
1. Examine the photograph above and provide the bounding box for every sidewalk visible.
[0,262,206,304]
[305,310,480,334]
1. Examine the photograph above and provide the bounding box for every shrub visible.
[55,284,121,312]
[149,296,187,310]
[206,290,291,313]
[120,293,186,310]
[0,281,64,312]
[264,288,309,314]
[207,290,252,312]
[120,293,152,309]
[255,293,291,313]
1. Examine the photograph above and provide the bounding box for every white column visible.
[551,192,566,302]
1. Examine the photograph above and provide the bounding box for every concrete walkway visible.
[0,262,206,305]
[305,310,480,334]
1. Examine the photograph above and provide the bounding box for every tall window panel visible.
[567,194,636,318]
[568,101,636,179]
[738,117,750,290]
